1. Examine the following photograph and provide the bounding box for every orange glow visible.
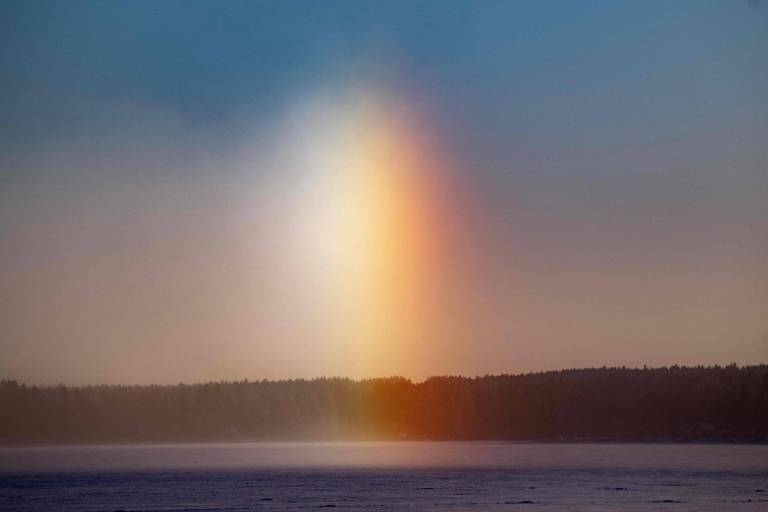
[297,92,452,376]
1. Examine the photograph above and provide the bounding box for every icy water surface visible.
[1,442,766,511]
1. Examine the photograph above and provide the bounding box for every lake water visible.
[1,442,766,511]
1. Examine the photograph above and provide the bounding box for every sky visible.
[1,1,766,385]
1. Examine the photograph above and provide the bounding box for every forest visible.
[1,365,767,445]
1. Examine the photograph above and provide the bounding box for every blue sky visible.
[3,1,765,155]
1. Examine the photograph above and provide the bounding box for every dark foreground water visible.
[1,442,766,511]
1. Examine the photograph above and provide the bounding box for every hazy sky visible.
[1,1,766,385]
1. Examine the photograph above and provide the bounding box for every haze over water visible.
[2,443,767,511]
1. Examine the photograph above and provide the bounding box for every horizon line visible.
[4,362,763,389]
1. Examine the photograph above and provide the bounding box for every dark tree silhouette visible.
[1,365,766,444]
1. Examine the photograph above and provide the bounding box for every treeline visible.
[1,365,767,445]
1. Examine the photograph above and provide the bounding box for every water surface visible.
[1,442,766,511]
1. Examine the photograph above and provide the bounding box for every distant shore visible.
[3,439,768,449]
[3,365,767,446]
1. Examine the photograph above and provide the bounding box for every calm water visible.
[1,442,766,511]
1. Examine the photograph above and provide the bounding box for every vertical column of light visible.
[339,97,447,377]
